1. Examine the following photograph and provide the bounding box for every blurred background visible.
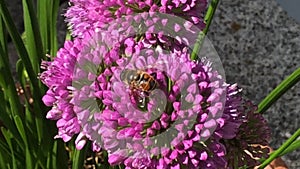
[4,0,300,168]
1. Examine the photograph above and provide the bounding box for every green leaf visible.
[35,117,43,145]
[278,139,300,157]
[46,152,51,169]
[25,104,34,128]
[0,139,24,167]
[34,147,47,169]
[0,139,12,162]
[37,0,48,55]
[49,0,59,56]
[0,37,23,116]
[259,128,300,168]
[23,0,38,74]
[23,0,44,71]
[0,91,23,147]
[191,0,220,60]
[48,140,57,169]
[0,148,8,168]
[6,164,12,169]
[1,128,17,169]
[0,69,5,89]
[72,144,88,169]
[0,16,7,56]
[0,0,44,115]
[16,59,25,85]
[258,67,300,113]
[34,163,40,169]
[46,140,68,169]
[55,140,68,169]
[14,115,28,147]
[25,148,33,169]
[37,0,59,56]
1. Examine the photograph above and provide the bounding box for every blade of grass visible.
[277,139,300,157]
[37,0,48,55]
[56,140,68,169]
[44,137,57,169]
[22,2,47,149]
[0,45,22,114]
[14,115,35,168]
[24,0,58,148]
[0,140,24,168]
[0,19,22,115]
[0,68,5,89]
[6,164,12,169]
[15,59,43,149]
[23,0,44,69]
[259,128,300,168]
[48,140,68,169]
[0,90,23,148]
[0,0,43,115]
[258,67,300,113]
[46,151,51,169]
[37,0,59,56]
[0,94,23,148]
[1,127,18,169]
[0,1,46,150]
[45,138,57,168]
[23,0,38,74]
[0,149,8,168]
[25,148,33,169]
[49,140,57,169]
[35,117,44,146]
[72,143,88,169]
[0,140,18,166]
[34,163,40,169]
[49,0,59,56]
[0,89,24,141]
[15,60,41,149]
[16,59,26,86]
[33,147,47,169]
[0,16,7,55]
[14,115,29,147]
[25,102,34,127]
[0,46,23,114]
[191,0,220,60]
[0,140,11,158]
[16,59,38,133]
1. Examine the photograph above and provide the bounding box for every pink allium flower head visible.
[214,84,244,140]
[41,8,271,169]
[65,0,208,38]
[40,39,83,142]
[65,23,243,168]
[224,101,271,168]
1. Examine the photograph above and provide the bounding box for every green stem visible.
[258,67,300,113]
[259,128,300,168]
[0,39,23,115]
[278,139,300,157]
[0,0,44,113]
[191,0,220,60]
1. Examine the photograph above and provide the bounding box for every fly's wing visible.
[120,69,136,84]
